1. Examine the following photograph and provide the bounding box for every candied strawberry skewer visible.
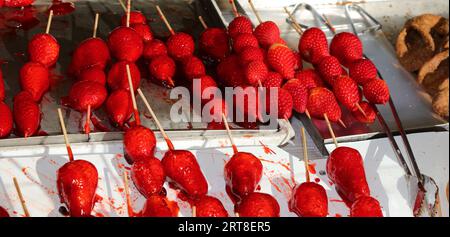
[56,108,99,217]
[28,10,60,68]
[198,16,231,61]
[13,177,30,217]
[221,113,263,202]
[156,6,195,62]
[227,0,254,39]
[324,119,383,216]
[289,128,328,217]
[247,0,281,49]
[13,91,41,138]
[138,89,208,202]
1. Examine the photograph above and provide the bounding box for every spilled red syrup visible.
[329,199,345,204]
[314,178,321,183]
[37,130,49,136]
[259,141,276,155]
[21,167,57,195]
[308,162,317,175]
[334,213,342,217]
[48,1,75,16]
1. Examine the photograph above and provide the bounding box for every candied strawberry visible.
[78,67,106,86]
[191,75,218,105]
[19,62,50,102]
[225,152,263,199]
[121,11,147,26]
[254,21,280,48]
[239,46,265,65]
[295,69,325,90]
[217,55,247,87]
[307,87,342,122]
[199,27,231,61]
[317,56,342,87]
[330,32,363,67]
[237,193,280,217]
[228,16,253,39]
[289,182,328,217]
[233,33,259,53]
[107,61,141,91]
[362,79,390,104]
[194,196,229,217]
[148,55,176,88]
[245,60,268,86]
[263,72,283,88]
[123,125,156,164]
[162,150,208,199]
[28,33,60,68]
[67,81,107,112]
[57,160,98,217]
[131,158,166,198]
[350,196,383,217]
[13,91,41,137]
[0,102,13,138]
[131,23,153,43]
[283,79,308,114]
[182,56,206,81]
[140,196,175,217]
[108,26,144,62]
[327,147,371,203]
[265,87,293,119]
[143,39,168,60]
[68,38,110,76]
[299,27,330,65]
[166,32,195,61]
[352,101,376,124]
[333,76,361,111]
[4,0,35,7]
[348,59,378,85]
[267,44,297,79]
[106,89,133,127]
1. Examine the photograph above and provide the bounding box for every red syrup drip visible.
[308,162,317,175]
[48,1,75,16]
[66,145,74,162]
[133,109,141,126]
[259,141,276,155]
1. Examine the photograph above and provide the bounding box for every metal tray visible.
[209,0,449,151]
[0,0,294,148]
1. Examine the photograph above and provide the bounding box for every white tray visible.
[0,139,417,217]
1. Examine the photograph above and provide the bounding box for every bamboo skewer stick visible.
[93,13,100,38]
[126,0,131,28]
[45,10,54,34]
[248,0,263,24]
[126,64,141,126]
[13,177,30,217]
[283,7,303,35]
[118,0,127,12]
[229,0,240,18]
[300,128,310,183]
[84,105,91,134]
[122,169,134,217]
[156,5,175,35]
[221,113,239,155]
[324,114,339,148]
[137,89,175,151]
[198,16,208,30]
[57,108,74,162]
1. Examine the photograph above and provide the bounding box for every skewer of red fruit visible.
[247,0,281,49]
[325,117,383,217]
[28,10,60,68]
[0,69,13,139]
[138,89,209,210]
[289,128,328,217]
[56,108,99,217]
[220,113,280,217]
[198,16,231,61]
